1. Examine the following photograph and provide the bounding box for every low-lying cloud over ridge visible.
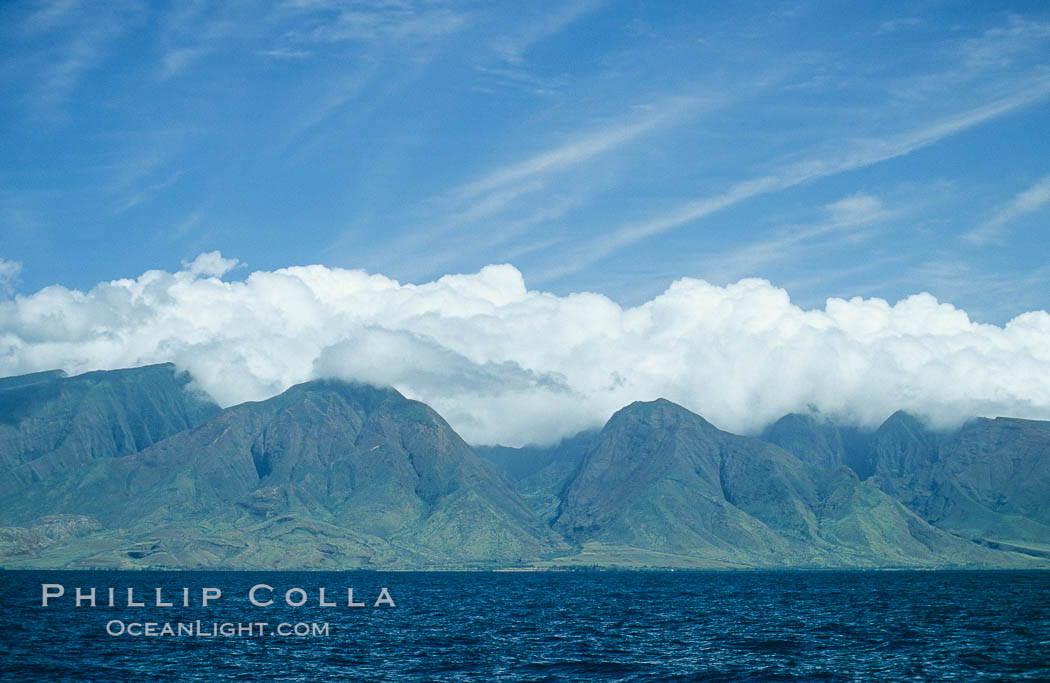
[2,253,1049,446]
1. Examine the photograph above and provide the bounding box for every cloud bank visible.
[2,253,1049,445]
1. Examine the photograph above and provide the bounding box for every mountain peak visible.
[0,369,69,390]
[610,398,716,432]
[281,377,407,410]
[880,410,927,431]
[0,363,221,497]
[761,412,845,471]
[3,363,1049,570]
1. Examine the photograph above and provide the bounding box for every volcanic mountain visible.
[0,368,566,568]
[0,363,219,497]
[1,364,1047,569]
[763,411,1050,559]
[507,400,1040,568]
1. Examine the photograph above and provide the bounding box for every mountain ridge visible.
[0,364,1046,569]
[1,371,567,568]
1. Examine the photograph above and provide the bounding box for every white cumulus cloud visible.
[181,250,239,277]
[2,254,1050,445]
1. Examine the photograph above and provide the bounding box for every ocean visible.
[1,570,1048,681]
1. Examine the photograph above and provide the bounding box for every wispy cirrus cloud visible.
[279,1,471,46]
[154,3,252,80]
[306,6,469,43]
[21,6,133,120]
[964,172,1050,245]
[457,96,697,201]
[472,64,568,96]
[18,0,81,35]
[263,2,472,150]
[535,77,1050,282]
[353,93,707,277]
[696,194,889,283]
[115,171,184,213]
[878,17,922,34]
[493,0,605,64]
[959,14,1050,68]
[160,46,211,79]
[170,212,201,242]
[0,257,21,297]
[257,47,311,59]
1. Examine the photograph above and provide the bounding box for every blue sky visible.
[2,0,1049,324]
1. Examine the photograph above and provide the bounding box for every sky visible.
[1,1,1049,444]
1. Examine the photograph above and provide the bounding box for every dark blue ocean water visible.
[1,570,1048,681]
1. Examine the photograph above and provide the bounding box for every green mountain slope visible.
[766,410,1050,559]
[761,412,874,477]
[0,377,566,568]
[1,363,1046,569]
[0,363,220,496]
[549,400,1036,568]
[475,430,596,523]
[868,413,1050,558]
